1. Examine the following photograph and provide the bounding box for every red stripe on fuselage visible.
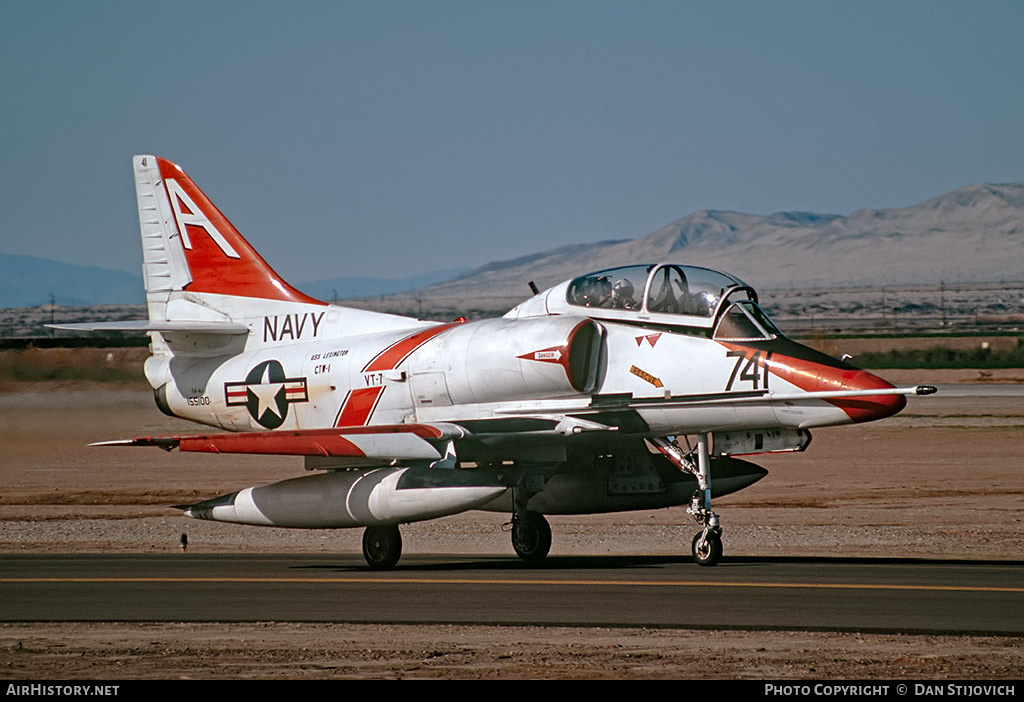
[335,386,385,427]
[363,323,461,373]
[334,322,462,427]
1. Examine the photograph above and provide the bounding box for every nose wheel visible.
[691,528,723,567]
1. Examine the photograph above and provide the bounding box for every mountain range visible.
[3,181,1022,308]
[0,257,466,309]
[420,182,1024,299]
[0,255,145,308]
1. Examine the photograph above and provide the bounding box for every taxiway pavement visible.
[3,553,1022,634]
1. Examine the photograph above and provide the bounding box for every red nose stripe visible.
[765,352,906,423]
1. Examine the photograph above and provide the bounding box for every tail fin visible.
[134,155,324,321]
[54,156,417,343]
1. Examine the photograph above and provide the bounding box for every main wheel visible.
[691,530,723,567]
[512,511,552,564]
[362,525,402,570]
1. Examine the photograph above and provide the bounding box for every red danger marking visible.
[519,346,565,364]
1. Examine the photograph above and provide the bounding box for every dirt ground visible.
[1,370,1022,679]
[3,623,1022,680]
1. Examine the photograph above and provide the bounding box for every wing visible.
[94,423,458,467]
[92,416,615,468]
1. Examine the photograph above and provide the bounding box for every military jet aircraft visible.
[56,156,935,569]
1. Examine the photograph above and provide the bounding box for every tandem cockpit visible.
[509,263,781,341]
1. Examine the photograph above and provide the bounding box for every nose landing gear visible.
[652,433,724,566]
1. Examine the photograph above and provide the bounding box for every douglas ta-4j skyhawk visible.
[56,156,936,569]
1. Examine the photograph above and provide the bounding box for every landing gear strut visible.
[362,524,402,570]
[511,511,551,564]
[652,433,724,566]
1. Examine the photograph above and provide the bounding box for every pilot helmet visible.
[613,278,634,297]
[612,278,635,306]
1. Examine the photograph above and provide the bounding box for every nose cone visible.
[752,338,908,424]
[827,368,907,423]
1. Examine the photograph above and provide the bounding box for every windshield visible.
[713,301,780,340]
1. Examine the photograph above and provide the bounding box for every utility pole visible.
[940,280,947,327]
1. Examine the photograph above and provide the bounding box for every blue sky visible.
[3,1,1023,282]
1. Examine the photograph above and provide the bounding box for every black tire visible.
[691,530,723,567]
[362,525,402,570]
[512,511,552,564]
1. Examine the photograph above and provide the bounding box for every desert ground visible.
[1,366,1022,679]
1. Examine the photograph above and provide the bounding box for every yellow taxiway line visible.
[3,577,1022,593]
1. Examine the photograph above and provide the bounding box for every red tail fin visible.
[139,155,323,304]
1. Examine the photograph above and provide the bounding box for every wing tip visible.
[89,437,180,451]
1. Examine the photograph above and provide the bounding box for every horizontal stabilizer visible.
[48,320,249,335]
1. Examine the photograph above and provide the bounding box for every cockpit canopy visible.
[554,263,779,340]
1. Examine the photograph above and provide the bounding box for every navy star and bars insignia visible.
[225,360,308,429]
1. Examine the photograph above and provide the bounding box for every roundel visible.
[225,360,309,429]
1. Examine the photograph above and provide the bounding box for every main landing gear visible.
[652,433,724,567]
[508,479,552,564]
[511,510,552,564]
[362,524,402,570]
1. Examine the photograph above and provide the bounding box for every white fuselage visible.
[150,301,886,440]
